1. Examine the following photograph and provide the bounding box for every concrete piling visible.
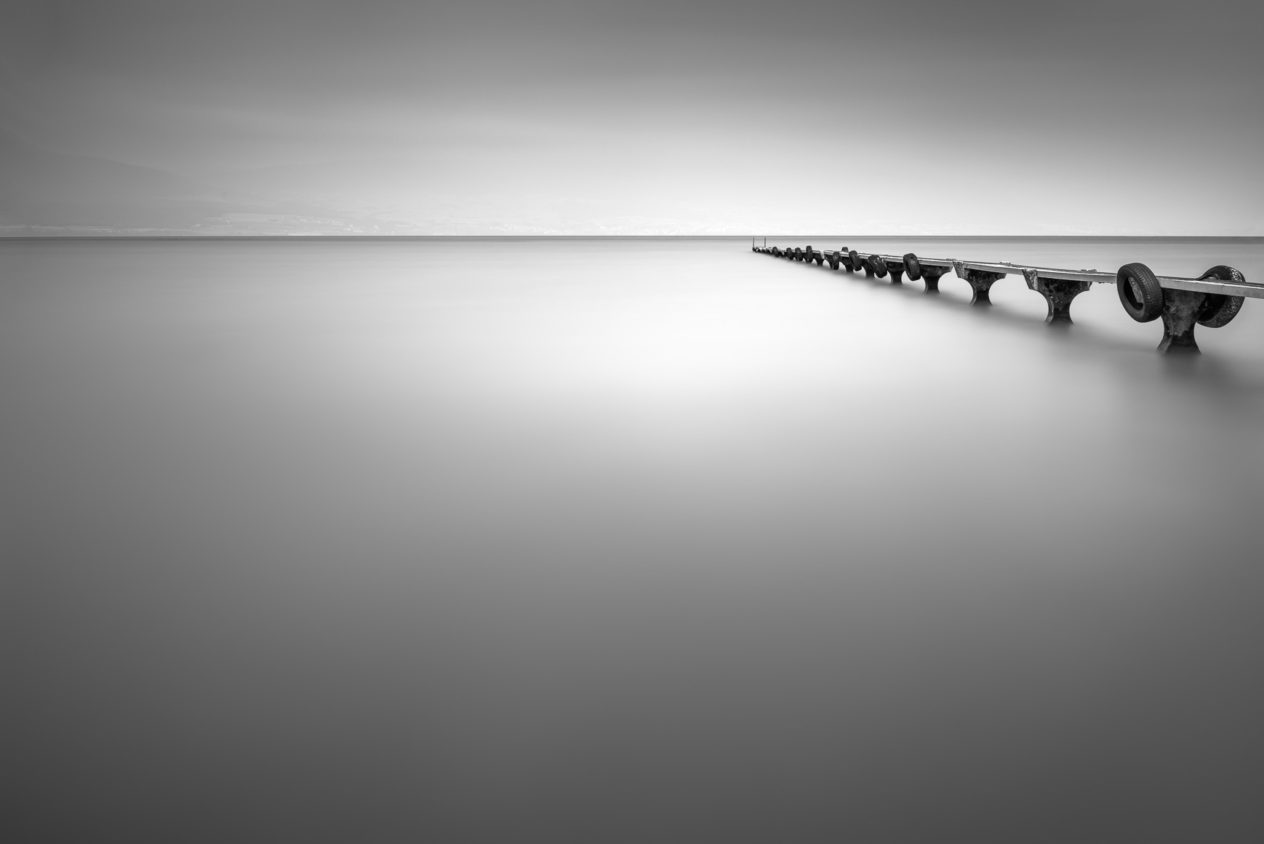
[952,261,1004,306]
[1024,272,1093,324]
[919,266,947,294]
[1157,290,1205,354]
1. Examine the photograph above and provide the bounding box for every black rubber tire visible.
[903,253,922,281]
[847,250,861,271]
[1196,265,1246,328]
[1116,263,1164,323]
[793,248,802,261]
[870,255,888,278]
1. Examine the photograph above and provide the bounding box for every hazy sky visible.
[3,0,1262,234]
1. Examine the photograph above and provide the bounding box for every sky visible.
[2,0,1262,235]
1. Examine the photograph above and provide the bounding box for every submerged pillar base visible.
[1027,275,1092,324]
[1158,289,1204,354]
[921,268,946,294]
[961,268,1005,305]
[888,266,905,284]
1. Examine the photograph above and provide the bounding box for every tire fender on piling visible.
[903,253,922,281]
[1117,263,1164,323]
[848,250,861,271]
[870,255,888,278]
[1196,265,1246,328]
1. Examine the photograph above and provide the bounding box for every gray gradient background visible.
[3,0,1263,234]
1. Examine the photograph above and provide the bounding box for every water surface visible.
[5,238,1264,841]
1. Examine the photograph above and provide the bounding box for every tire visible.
[870,255,888,278]
[847,250,861,271]
[1116,263,1163,323]
[903,253,922,281]
[1196,265,1246,328]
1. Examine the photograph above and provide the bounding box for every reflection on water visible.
[4,238,1264,841]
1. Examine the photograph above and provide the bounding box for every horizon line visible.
[4,235,1263,242]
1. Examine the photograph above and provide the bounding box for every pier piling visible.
[1025,273,1093,324]
[919,266,947,294]
[1158,290,1205,354]
[953,262,1005,306]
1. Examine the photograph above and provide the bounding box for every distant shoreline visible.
[3,235,1262,242]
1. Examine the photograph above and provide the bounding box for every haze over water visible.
[5,238,1264,841]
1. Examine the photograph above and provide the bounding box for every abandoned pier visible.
[753,243,1260,354]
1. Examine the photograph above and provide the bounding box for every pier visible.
[753,243,1258,354]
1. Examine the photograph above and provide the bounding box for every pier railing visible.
[752,243,1259,354]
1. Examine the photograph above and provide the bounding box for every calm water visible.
[5,238,1264,842]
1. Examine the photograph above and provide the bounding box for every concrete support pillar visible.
[920,267,947,294]
[1158,289,1204,354]
[955,265,1005,306]
[1026,275,1092,324]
